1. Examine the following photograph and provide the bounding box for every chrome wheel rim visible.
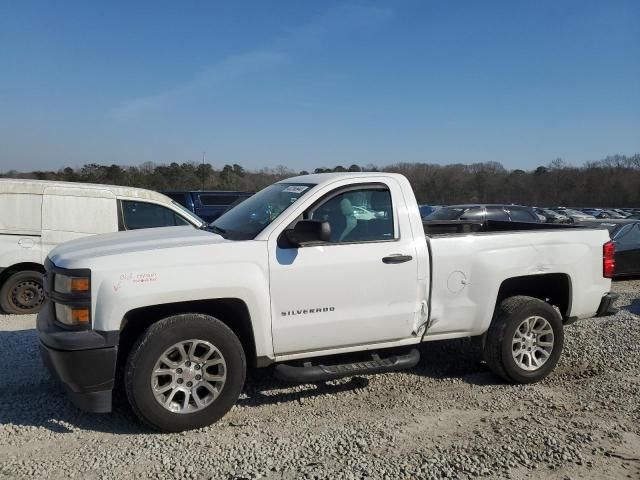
[512,316,554,371]
[151,339,227,414]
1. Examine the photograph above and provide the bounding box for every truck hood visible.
[49,226,226,267]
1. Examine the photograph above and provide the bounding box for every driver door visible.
[268,182,420,355]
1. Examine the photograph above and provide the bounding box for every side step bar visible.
[274,348,420,383]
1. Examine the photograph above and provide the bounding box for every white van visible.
[0,179,205,314]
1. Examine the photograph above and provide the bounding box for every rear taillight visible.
[603,241,615,278]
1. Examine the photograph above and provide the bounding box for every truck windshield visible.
[209,183,315,240]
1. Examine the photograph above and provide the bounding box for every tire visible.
[483,295,564,384]
[0,270,45,315]
[124,313,246,432]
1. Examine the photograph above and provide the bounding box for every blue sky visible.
[1,0,639,172]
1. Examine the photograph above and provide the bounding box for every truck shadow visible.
[239,338,497,406]
[414,338,499,386]
[0,329,494,435]
[238,372,371,408]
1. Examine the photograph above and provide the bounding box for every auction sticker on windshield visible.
[282,185,309,194]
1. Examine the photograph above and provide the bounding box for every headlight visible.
[54,274,90,294]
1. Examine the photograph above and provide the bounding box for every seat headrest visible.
[340,198,353,215]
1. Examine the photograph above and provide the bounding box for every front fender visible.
[87,243,273,359]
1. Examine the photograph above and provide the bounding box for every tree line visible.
[2,154,639,207]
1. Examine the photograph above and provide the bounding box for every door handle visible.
[382,254,413,264]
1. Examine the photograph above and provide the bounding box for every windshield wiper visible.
[207,225,227,238]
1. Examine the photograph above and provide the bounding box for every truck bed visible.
[423,219,590,237]
[424,222,611,338]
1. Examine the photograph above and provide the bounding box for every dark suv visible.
[161,191,253,223]
[424,204,541,223]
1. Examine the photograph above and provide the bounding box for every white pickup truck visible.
[37,173,617,432]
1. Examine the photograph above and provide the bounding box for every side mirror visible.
[279,220,331,248]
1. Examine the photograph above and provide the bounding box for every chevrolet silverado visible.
[37,173,617,431]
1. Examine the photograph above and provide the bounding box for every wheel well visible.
[496,273,571,318]
[0,262,45,287]
[117,298,257,370]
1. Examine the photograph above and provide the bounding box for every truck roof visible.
[0,178,171,203]
[279,172,406,185]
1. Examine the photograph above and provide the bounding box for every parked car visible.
[603,209,627,219]
[552,208,596,222]
[578,220,640,277]
[533,207,571,223]
[581,208,610,219]
[0,179,204,314]
[418,205,439,218]
[606,208,629,218]
[584,208,630,219]
[162,191,254,223]
[621,208,639,215]
[38,172,614,431]
[424,204,541,223]
[534,211,547,222]
[611,209,632,217]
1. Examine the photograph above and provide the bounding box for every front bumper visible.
[595,292,619,317]
[37,302,117,413]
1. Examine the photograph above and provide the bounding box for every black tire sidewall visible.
[0,270,45,315]
[500,300,564,383]
[126,314,246,432]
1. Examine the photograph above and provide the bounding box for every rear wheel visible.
[0,270,45,314]
[124,313,246,432]
[483,296,564,384]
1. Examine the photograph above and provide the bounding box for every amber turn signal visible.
[71,308,90,324]
[71,277,90,292]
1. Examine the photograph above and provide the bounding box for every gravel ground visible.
[0,280,639,479]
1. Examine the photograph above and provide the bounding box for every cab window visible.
[121,201,190,230]
[309,187,394,243]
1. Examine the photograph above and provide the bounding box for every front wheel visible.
[483,296,564,384]
[124,313,246,432]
